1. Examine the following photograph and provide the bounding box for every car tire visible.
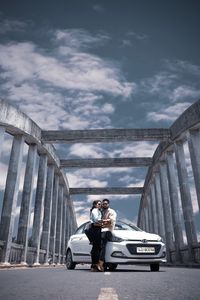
[66,249,76,270]
[150,263,159,272]
[105,263,118,271]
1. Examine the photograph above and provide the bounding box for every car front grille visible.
[126,244,161,255]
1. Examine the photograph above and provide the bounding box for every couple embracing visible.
[86,199,117,272]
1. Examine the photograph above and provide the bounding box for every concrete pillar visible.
[65,199,70,243]
[150,183,158,234]
[166,151,184,262]
[174,140,197,260]
[17,144,37,263]
[142,209,146,231]
[144,206,149,232]
[0,135,24,263]
[147,194,153,233]
[61,195,67,264]
[67,202,72,240]
[56,185,63,264]
[0,126,5,159]
[31,154,48,265]
[188,129,200,212]
[40,164,55,264]
[49,174,59,264]
[159,161,174,261]
[71,204,77,233]
[140,211,145,230]
[154,172,165,240]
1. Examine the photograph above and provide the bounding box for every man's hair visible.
[102,198,110,203]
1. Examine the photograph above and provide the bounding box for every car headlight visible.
[157,236,164,242]
[111,235,124,242]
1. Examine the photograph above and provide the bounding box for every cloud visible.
[55,28,109,50]
[112,142,158,157]
[0,28,135,130]
[165,59,200,77]
[147,102,191,122]
[141,60,200,107]
[66,171,108,188]
[68,144,109,158]
[170,86,200,102]
[68,141,158,159]
[141,72,177,96]
[92,4,105,13]
[0,19,27,34]
[127,31,149,41]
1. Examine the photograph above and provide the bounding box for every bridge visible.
[0,99,200,267]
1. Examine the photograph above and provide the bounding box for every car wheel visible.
[66,249,76,270]
[104,263,118,271]
[150,263,159,272]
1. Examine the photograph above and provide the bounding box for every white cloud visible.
[68,144,108,158]
[68,141,158,159]
[147,102,191,122]
[141,61,200,104]
[0,39,133,96]
[170,86,200,102]
[0,28,135,130]
[141,72,177,95]
[66,171,108,188]
[55,29,109,50]
[114,142,158,157]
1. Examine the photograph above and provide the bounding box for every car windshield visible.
[114,220,142,231]
[74,220,142,234]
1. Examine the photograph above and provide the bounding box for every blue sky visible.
[0,0,200,229]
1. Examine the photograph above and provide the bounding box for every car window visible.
[114,221,142,231]
[74,222,90,234]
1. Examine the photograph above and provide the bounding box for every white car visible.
[66,220,166,272]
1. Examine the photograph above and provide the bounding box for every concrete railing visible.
[0,99,77,267]
[138,99,200,265]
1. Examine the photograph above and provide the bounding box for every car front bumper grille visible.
[126,244,161,255]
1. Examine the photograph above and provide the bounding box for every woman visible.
[88,200,103,272]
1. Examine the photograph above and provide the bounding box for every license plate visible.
[136,247,155,253]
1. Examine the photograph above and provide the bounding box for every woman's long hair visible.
[90,200,101,215]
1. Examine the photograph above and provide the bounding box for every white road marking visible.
[104,271,111,275]
[97,288,119,300]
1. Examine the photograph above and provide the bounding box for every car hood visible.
[112,230,161,241]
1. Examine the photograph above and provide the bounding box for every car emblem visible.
[141,239,148,243]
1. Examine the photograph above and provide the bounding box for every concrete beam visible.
[60,157,152,168]
[170,98,200,141]
[41,128,170,143]
[69,187,143,195]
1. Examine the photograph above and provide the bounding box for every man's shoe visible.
[97,260,104,272]
[91,267,98,272]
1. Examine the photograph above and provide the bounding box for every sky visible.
[0,0,200,232]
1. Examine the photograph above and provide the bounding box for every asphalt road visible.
[0,265,200,300]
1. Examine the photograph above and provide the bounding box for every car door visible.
[71,224,92,262]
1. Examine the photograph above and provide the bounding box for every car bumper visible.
[105,241,167,264]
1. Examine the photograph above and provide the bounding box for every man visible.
[98,198,117,271]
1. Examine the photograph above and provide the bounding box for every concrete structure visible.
[0,100,77,266]
[69,187,143,195]
[60,157,152,168]
[0,98,200,267]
